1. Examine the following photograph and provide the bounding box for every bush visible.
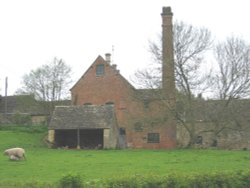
[0,171,250,188]
[59,173,83,188]
[0,124,47,133]
[12,112,32,125]
[104,170,250,188]
[0,181,55,188]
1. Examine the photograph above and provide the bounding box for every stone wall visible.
[177,121,250,150]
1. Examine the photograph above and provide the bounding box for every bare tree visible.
[135,21,212,91]
[204,36,250,147]
[213,36,250,100]
[133,21,213,147]
[16,57,72,101]
[174,21,213,96]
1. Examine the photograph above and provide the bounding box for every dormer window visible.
[96,64,105,76]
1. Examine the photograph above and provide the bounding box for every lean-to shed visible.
[48,104,118,149]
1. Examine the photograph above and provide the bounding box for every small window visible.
[96,64,105,76]
[211,139,217,147]
[147,133,160,143]
[134,122,143,132]
[196,136,203,145]
[119,128,126,135]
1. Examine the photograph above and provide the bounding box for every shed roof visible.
[49,105,116,130]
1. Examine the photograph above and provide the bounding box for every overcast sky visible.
[1,0,250,96]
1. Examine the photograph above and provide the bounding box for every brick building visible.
[48,7,176,149]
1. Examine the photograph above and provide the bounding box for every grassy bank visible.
[0,125,250,187]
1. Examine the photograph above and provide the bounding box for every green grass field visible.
[0,126,250,186]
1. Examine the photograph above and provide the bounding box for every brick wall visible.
[70,56,176,149]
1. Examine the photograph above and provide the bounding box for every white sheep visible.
[9,155,20,161]
[3,147,26,160]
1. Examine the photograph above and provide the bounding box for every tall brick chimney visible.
[161,7,175,103]
[161,7,176,148]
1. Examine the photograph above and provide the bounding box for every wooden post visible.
[77,128,80,149]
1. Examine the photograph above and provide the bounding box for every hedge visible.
[104,170,250,188]
[1,170,250,188]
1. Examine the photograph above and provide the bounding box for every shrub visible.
[59,173,83,188]
[104,170,250,188]
[12,112,32,125]
[0,124,47,133]
[0,181,55,188]
[104,174,175,188]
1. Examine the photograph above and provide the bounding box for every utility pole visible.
[4,77,8,115]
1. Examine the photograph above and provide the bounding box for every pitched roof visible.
[135,89,164,101]
[176,98,250,122]
[49,104,116,129]
[70,55,135,91]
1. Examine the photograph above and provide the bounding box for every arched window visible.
[106,101,114,105]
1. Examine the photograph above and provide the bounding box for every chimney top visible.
[111,64,117,70]
[105,53,111,64]
[162,7,173,16]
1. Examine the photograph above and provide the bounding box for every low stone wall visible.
[177,121,250,150]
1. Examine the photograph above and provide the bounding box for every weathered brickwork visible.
[70,56,176,149]
[69,7,176,149]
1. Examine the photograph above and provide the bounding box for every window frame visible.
[96,64,105,76]
[147,133,160,143]
[119,127,126,135]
